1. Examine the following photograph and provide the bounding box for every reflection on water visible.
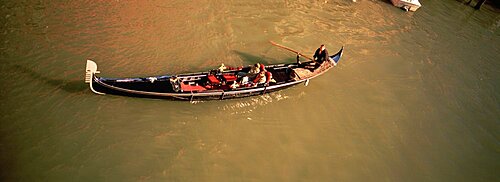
[0,0,499,181]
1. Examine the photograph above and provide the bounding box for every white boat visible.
[390,0,421,12]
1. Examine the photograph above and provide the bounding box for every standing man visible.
[313,44,329,65]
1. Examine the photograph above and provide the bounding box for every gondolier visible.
[313,44,329,67]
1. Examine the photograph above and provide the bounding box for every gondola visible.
[84,43,343,101]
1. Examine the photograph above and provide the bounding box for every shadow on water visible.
[10,64,87,93]
[232,50,297,65]
[232,50,272,65]
[379,0,392,5]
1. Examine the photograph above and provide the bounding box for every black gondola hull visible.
[91,76,306,101]
[85,47,343,101]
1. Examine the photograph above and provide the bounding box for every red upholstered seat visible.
[222,74,237,82]
[180,82,207,92]
[207,75,220,84]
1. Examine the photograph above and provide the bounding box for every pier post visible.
[474,0,486,9]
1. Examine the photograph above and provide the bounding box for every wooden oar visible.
[269,41,314,61]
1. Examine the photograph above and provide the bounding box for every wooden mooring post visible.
[464,0,487,10]
[474,0,486,9]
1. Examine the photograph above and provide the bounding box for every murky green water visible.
[1,0,499,181]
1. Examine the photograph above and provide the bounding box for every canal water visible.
[0,0,498,181]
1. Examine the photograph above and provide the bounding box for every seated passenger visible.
[265,71,276,84]
[248,63,260,75]
[230,81,239,89]
[239,76,252,87]
[259,63,266,72]
[217,63,227,72]
[252,71,267,86]
[237,63,260,78]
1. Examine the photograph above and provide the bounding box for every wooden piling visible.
[474,0,486,9]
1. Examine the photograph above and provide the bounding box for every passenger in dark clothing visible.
[313,44,329,64]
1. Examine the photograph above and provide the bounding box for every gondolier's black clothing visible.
[313,48,329,63]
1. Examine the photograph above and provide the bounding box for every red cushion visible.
[180,83,207,92]
[207,75,220,84]
[222,74,237,82]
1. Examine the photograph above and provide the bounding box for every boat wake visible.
[218,92,290,115]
